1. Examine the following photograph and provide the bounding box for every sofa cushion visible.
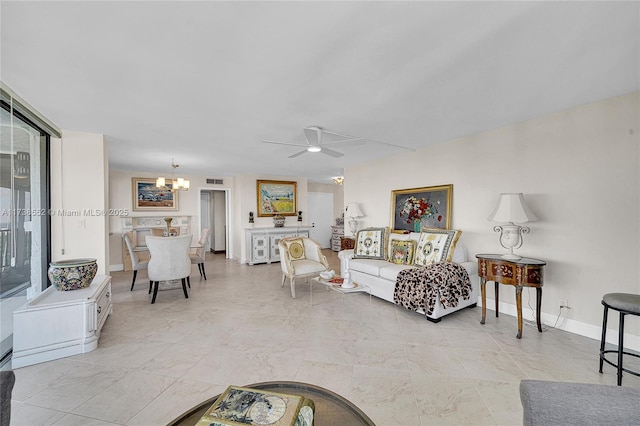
[282,237,306,260]
[349,258,388,276]
[389,239,416,265]
[354,227,388,260]
[414,228,461,266]
[379,263,416,281]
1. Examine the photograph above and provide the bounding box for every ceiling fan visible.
[261,126,363,158]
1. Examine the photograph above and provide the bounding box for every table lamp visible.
[487,193,537,260]
[344,202,364,234]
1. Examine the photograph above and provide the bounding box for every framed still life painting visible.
[132,177,179,211]
[257,180,297,217]
[390,184,452,233]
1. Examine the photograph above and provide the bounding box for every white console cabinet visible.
[12,275,112,368]
[245,227,310,265]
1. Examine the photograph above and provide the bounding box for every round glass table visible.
[167,381,376,426]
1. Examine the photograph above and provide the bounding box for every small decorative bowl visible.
[319,270,335,280]
[48,258,97,291]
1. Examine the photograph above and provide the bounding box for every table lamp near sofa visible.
[344,202,364,234]
[487,193,537,260]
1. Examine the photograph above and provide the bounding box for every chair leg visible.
[201,262,207,280]
[617,312,625,386]
[149,280,153,294]
[182,278,189,299]
[187,276,191,289]
[130,270,138,291]
[151,281,159,304]
[290,277,296,299]
[281,275,286,287]
[599,303,609,373]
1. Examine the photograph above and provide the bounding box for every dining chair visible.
[123,233,150,291]
[190,228,211,280]
[146,234,192,304]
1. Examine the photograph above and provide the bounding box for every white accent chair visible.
[190,228,211,280]
[278,236,329,298]
[123,233,150,291]
[146,235,192,304]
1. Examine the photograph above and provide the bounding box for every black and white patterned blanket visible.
[393,262,472,316]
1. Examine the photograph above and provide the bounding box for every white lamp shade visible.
[487,193,537,223]
[345,202,364,218]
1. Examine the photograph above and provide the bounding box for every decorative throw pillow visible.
[353,227,388,260]
[389,239,416,265]
[414,228,462,266]
[283,238,306,260]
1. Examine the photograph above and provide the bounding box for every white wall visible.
[345,92,640,345]
[236,175,309,264]
[50,131,109,275]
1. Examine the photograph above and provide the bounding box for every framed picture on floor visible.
[257,180,297,217]
[132,177,179,211]
[390,184,452,233]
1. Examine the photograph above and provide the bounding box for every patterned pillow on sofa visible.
[389,239,416,265]
[353,227,388,260]
[414,228,461,266]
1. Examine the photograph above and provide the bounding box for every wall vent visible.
[206,178,224,185]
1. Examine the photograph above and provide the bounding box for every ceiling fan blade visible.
[303,126,321,145]
[320,137,364,146]
[320,147,344,158]
[262,140,307,147]
[288,149,309,158]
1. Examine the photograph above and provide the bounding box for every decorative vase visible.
[414,219,422,233]
[48,258,97,291]
[164,217,172,236]
[273,215,285,227]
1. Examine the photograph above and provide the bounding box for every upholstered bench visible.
[520,379,640,425]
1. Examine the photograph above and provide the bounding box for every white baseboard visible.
[109,264,124,272]
[481,297,640,352]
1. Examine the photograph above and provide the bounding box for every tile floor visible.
[8,250,640,425]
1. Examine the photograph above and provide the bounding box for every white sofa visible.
[338,231,479,322]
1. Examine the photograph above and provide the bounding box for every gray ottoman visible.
[520,380,640,425]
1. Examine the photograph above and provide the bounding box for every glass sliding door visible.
[0,103,50,365]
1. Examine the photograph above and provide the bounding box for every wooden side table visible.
[340,236,355,250]
[476,254,546,338]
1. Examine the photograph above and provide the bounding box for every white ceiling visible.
[1,1,638,183]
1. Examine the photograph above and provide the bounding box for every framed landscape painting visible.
[132,177,179,211]
[257,180,297,216]
[390,184,452,233]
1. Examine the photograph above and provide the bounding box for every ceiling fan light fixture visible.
[333,177,344,185]
[307,146,322,153]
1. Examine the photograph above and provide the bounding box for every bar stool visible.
[599,293,640,385]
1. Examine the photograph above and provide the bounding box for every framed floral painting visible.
[390,184,452,233]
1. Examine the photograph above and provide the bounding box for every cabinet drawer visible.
[95,281,112,331]
[331,227,344,236]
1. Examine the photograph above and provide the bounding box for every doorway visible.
[199,189,229,257]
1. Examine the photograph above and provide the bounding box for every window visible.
[0,86,55,365]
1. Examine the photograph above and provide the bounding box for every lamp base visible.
[501,253,522,260]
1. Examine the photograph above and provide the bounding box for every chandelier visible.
[156,159,190,191]
[333,176,344,185]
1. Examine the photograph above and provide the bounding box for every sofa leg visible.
[426,316,441,323]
